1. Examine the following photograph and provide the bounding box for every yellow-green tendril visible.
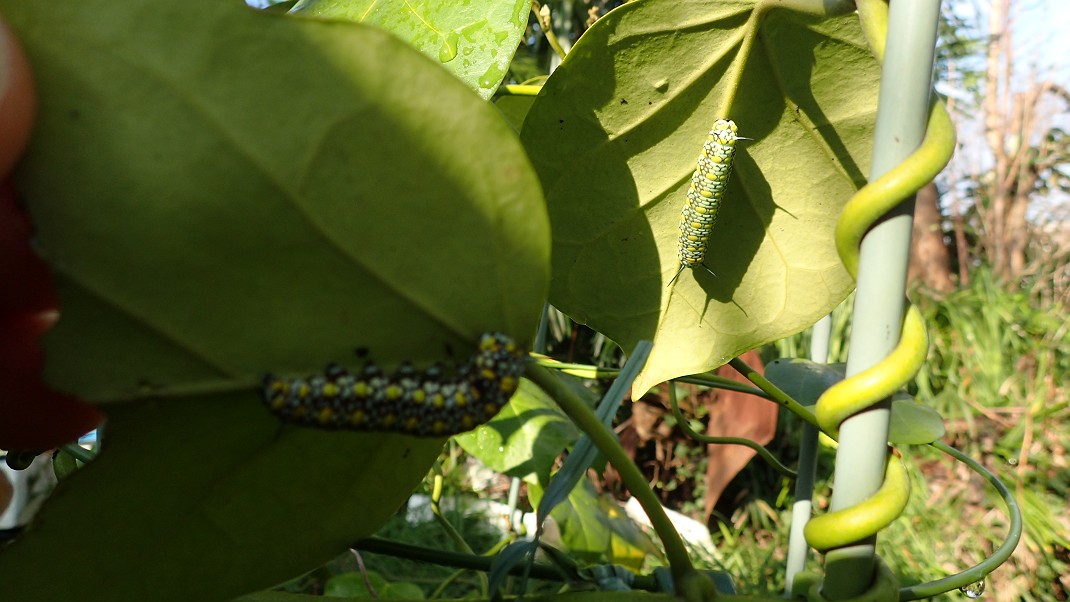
[804,453,911,551]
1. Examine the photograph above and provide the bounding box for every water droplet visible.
[959,580,985,598]
[460,18,488,41]
[479,62,505,88]
[438,31,459,63]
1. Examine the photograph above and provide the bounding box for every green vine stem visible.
[430,472,492,596]
[523,363,697,588]
[431,473,477,555]
[60,443,96,463]
[500,84,542,97]
[897,441,1024,600]
[533,357,772,398]
[667,384,798,479]
[354,537,591,586]
[727,357,820,430]
[429,569,469,599]
[532,2,567,61]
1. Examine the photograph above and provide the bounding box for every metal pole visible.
[784,314,833,593]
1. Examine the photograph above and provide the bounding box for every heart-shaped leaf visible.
[520,0,877,394]
[8,1,547,398]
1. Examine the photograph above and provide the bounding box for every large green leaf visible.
[0,0,547,599]
[289,0,530,99]
[7,0,548,400]
[2,398,446,600]
[520,0,878,394]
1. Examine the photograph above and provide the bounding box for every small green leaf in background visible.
[521,0,879,394]
[324,570,425,598]
[765,358,847,407]
[49,449,82,480]
[0,0,548,599]
[766,359,946,444]
[530,479,661,571]
[888,393,946,445]
[289,0,530,98]
[455,379,582,485]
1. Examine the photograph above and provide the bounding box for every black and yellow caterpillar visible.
[261,333,526,436]
[670,119,738,285]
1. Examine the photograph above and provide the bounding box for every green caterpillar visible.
[670,119,738,286]
[261,333,526,436]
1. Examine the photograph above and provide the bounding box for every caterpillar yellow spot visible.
[270,395,287,411]
[500,376,517,393]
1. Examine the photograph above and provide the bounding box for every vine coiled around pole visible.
[802,3,957,552]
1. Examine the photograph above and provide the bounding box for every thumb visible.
[0,15,35,177]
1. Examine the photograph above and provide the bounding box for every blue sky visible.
[1015,1,1070,80]
[940,1,1070,220]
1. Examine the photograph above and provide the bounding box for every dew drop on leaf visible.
[478,62,505,89]
[439,31,459,63]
